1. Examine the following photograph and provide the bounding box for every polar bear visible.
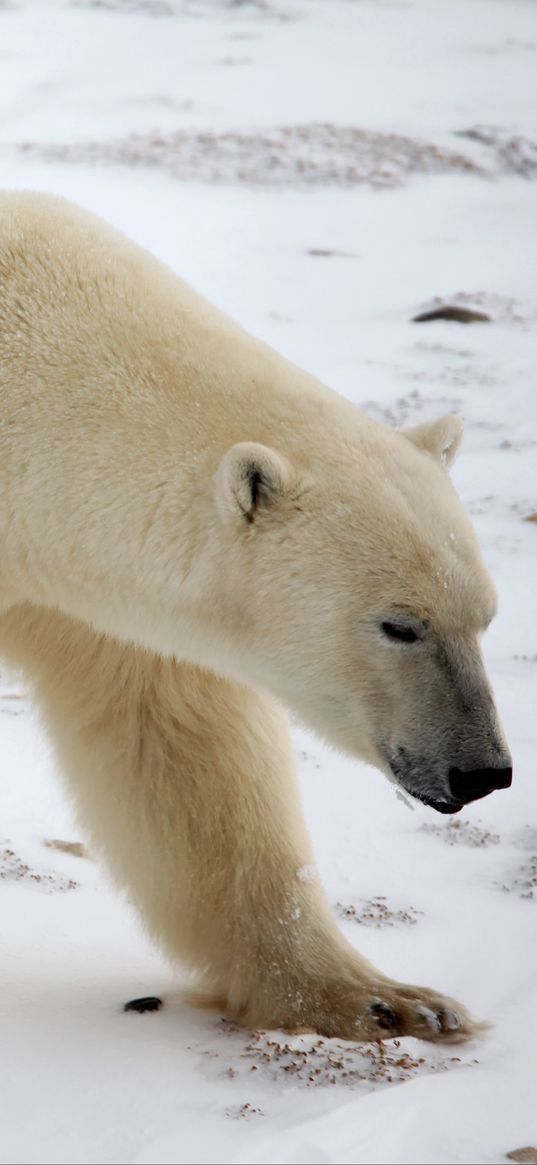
[0,192,511,1043]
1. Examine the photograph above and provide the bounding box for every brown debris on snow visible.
[412,291,536,330]
[413,306,490,324]
[238,1029,427,1087]
[498,854,537,900]
[335,895,421,928]
[217,1021,466,1090]
[44,838,90,859]
[19,124,483,190]
[456,126,537,178]
[421,819,500,848]
[0,844,79,892]
[225,1102,264,1119]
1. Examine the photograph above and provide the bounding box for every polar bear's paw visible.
[365,984,481,1043]
[321,979,483,1044]
[230,972,483,1045]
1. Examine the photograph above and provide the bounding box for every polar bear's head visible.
[209,411,511,815]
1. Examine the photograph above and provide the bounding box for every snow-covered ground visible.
[1,2,536,1162]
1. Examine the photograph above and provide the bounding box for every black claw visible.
[370,1001,399,1031]
[123,995,163,1014]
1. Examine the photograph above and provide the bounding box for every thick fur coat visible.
[0,193,511,1041]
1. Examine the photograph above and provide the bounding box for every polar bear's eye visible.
[381,620,421,644]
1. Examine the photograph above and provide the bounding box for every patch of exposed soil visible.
[412,291,537,330]
[362,387,462,427]
[72,0,294,17]
[20,124,483,189]
[73,0,176,11]
[457,126,537,178]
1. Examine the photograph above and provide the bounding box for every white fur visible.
[0,193,507,1041]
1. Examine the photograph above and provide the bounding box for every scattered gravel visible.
[456,126,537,178]
[217,1022,467,1090]
[420,819,501,848]
[335,896,422,928]
[20,124,483,189]
[0,843,79,892]
[498,854,537,900]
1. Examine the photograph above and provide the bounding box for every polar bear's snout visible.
[385,724,512,815]
[371,610,513,816]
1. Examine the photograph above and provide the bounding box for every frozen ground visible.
[0,2,536,1163]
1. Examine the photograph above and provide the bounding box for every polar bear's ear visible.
[215,442,292,523]
[402,414,464,468]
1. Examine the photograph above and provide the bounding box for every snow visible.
[0,2,536,1163]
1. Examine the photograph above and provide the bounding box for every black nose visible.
[449,766,513,804]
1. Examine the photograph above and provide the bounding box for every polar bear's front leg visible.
[0,604,477,1044]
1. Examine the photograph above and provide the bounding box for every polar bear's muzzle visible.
[378,631,512,816]
[385,749,513,816]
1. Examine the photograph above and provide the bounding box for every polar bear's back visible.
[0,191,237,374]
[0,192,324,422]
